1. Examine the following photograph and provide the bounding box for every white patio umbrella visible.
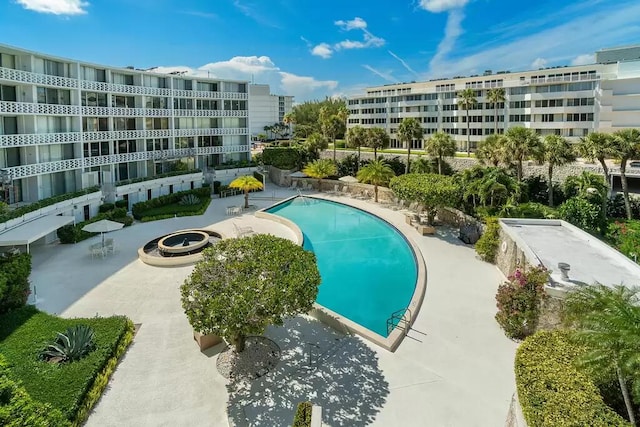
[339,175,358,183]
[82,219,124,245]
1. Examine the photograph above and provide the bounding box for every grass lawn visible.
[138,197,211,222]
[0,306,133,423]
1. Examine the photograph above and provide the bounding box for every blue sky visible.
[1,0,640,101]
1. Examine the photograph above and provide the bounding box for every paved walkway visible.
[29,187,517,427]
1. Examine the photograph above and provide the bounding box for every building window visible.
[113,73,134,86]
[36,87,71,105]
[114,117,136,131]
[81,91,107,107]
[113,95,135,108]
[146,97,169,109]
[0,85,16,102]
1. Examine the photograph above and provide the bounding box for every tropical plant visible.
[612,129,640,220]
[410,155,432,174]
[541,134,575,207]
[504,126,543,181]
[229,175,264,208]
[319,106,343,162]
[476,134,505,167]
[459,166,520,209]
[178,194,201,206]
[475,217,500,262]
[457,88,478,156]
[495,266,549,339]
[487,87,506,134]
[181,235,321,352]
[283,112,295,135]
[563,284,640,424]
[398,117,423,174]
[304,132,329,159]
[302,159,337,192]
[365,127,390,157]
[576,132,615,191]
[390,173,461,223]
[608,220,640,262]
[39,325,96,363]
[0,252,32,315]
[565,171,608,200]
[263,125,273,140]
[559,196,605,234]
[346,125,367,170]
[356,160,395,202]
[425,131,456,174]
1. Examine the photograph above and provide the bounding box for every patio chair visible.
[233,222,255,237]
[89,244,104,259]
[105,238,115,255]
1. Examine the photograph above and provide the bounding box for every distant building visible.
[248,84,294,139]
[347,45,640,151]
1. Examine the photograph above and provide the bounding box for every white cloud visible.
[388,51,419,77]
[571,53,596,66]
[362,65,397,83]
[153,56,337,101]
[429,10,465,72]
[419,0,469,13]
[335,17,368,30]
[16,0,88,15]
[311,43,333,59]
[531,57,547,69]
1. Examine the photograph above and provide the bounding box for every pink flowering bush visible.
[495,266,549,339]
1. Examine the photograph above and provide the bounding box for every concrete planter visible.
[193,331,223,351]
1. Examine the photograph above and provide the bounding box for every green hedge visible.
[262,147,301,170]
[389,173,461,222]
[131,187,210,220]
[114,199,128,209]
[0,187,100,225]
[291,401,312,427]
[0,306,133,424]
[57,208,133,244]
[0,253,31,315]
[0,355,70,427]
[515,330,630,427]
[475,217,500,263]
[139,198,211,222]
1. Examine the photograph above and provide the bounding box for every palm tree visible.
[304,132,328,159]
[542,135,575,207]
[398,117,423,174]
[504,126,543,181]
[563,284,640,425]
[457,88,478,156]
[612,129,640,220]
[356,160,395,202]
[410,155,432,173]
[425,131,456,174]
[336,105,350,139]
[283,112,295,138]
[487,88,506,135]
[319,107,342,162]
[576,132,615,191]
[229,175,264,208]
[263,125,273,140]
[476,134,505,167]
[302,159,337,192]
[365,127,390,158]
[346,125,367,171]
[565,171,608,199]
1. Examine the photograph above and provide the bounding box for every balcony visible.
[0,66,78,89]
[0,101,80,115]
[0,132,81,147]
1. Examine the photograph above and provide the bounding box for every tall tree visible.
[563,284,640,425]
[576,132,615,195]
[542,135,575,207]
[457,88,478,157]
[319,106,342,162]
[504,126,543,181]
[181,235,321,353]
[302,158,337,192]
[229,175,264,208]
[356,159,395,202]
[612,129,640,220]
[476,134,505,167]
[346,125,367,171]
[283,112,295,138]
[304,132,328,159]
[263,125,273,140]
[365,127,390,158]
[487,88,506,135]
[398,117,423,174]
[425,131,456,175]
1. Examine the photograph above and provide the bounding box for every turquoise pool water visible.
[266,197,417,337]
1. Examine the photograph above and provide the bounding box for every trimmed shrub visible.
[499,202,557,220]
[131,188,209,220]
[559,196,605,234]
[291,401,312,427]
[114,199,128,209]
[515,330,630,426]
[262,147,301,170]
[334,140,346,148]
[0,253,32,315]
[389,173,461,223]
[0,355,71,427]
[0,306,133,424]
[97,203,115,213]
[475,217,500,263]
[495,266,548,339]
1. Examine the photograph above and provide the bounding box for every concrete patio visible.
[28,187,517,426]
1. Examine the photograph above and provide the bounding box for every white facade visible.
[248,84,293,138]
[347,46,640,151]
[0,44,251,204]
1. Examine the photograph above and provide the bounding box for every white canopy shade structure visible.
[0,215,75,253]
[82,219,124,245]
[339,175,359,183]
[290,171,308,178]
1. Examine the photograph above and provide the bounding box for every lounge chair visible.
[233,222,255,237]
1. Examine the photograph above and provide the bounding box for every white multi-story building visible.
[248,84,294,139]
[347,45,640,151]
[0,44,251,205]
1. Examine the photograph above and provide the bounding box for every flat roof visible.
[0,215,74,247]
[500,219,640,288]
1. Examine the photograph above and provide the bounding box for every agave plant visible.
[179,194,201,206]
[40,325,96,363]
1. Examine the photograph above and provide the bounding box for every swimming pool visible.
[266,197,418,337]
